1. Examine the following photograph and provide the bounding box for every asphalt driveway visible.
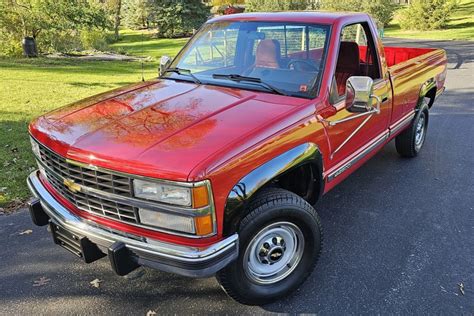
[0,38,473,314]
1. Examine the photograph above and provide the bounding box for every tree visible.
[102,0,123,40]
[0,0,110,55]
[245,0,317,11]
[122,0,157,29]
[155,0,210,38]
[114,0,122,40]
[399,0,456,30]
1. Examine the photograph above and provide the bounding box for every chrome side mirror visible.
[159,55,172,76]
[345,76,375,113]
[324,76,381,126]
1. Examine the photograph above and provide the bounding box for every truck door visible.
[322,22,392,177]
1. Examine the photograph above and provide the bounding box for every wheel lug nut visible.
[263,242,270,249]
[272,237,277,245]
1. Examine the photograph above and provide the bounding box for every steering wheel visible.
[288,60,319,72]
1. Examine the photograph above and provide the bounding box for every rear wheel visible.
[396,107,429,158]
[216,188,322,305]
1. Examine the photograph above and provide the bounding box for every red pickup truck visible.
[27,12,447,305]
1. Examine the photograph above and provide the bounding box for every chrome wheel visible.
[243,221,305,285]
[414,112,426,151]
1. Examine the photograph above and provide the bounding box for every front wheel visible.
[216,188,322,305]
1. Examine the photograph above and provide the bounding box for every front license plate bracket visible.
[50,222,106,263]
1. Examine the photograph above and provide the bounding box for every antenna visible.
[141,30,145,82]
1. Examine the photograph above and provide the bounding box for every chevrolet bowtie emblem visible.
[63,178,81,193]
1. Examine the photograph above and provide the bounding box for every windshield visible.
[164,21,331,99]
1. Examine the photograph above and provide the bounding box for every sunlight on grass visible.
[110,29,188,59]
[0,28,191,207]
[385,0,474,40]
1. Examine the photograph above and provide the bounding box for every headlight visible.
[138,208,196,233]
[30,137,40,158]
[133,179,193,206]
[133,179,214,235]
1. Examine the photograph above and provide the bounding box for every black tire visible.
[216,188,322,305]
[395,107,429,158]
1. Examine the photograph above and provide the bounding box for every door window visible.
[332,23,381,100]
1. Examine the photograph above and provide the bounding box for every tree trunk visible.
[114,0,122,41]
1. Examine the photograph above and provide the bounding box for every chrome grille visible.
[36,142,139,224]
[38,145,133,196]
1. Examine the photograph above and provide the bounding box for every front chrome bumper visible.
[27,171,238,278]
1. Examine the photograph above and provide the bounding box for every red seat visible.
[335,41,360,95]
[255,39,281,69]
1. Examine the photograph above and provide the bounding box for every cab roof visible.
[208,11,370,25]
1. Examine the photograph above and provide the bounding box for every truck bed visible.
[383,46,438,67]
[358,46,441,68]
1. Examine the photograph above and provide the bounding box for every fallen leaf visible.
[146,310,157,316]
[19,229,33,235]
[90,278,102,288]
[459,282,465,295]
[33,276,51,287]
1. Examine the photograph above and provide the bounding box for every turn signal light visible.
[192,185,209,208]
[194,214,214,236]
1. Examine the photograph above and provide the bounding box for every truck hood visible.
[30,79,307,181]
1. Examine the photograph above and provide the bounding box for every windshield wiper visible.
[163,67,201,84]
[212,74,286,96]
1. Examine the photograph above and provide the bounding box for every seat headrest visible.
[255,39,281,68]
[336,41,360,74]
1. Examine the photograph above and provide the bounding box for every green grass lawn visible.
[385,0,474,40]
[110,29,189,59]
[0,30,186,210]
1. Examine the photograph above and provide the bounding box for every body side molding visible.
[223,143,323,235]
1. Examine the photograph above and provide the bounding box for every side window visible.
[332,23,381,100]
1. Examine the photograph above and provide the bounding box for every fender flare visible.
[418,78,437,108]
[222,142,323,235]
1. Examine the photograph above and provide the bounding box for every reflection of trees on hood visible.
[40,92,217,150]
[100,96,218,149]
[42,98,135,137]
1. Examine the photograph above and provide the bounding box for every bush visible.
[321,0,396,26]
[0,32,23,57]
[320,0,362,12]
[363,0,396,27]
[80,29,112,51]
[37,30,83,54]
[399,0,456,30]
